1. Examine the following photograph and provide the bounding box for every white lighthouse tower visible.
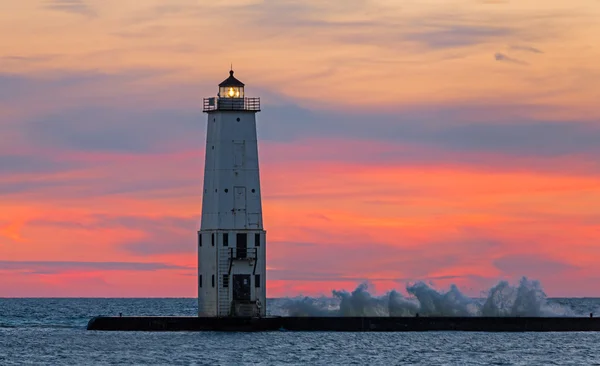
[198,70,266,317]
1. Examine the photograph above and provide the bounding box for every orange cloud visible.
[1,134,600,296]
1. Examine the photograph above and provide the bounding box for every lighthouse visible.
[198,70,266,317]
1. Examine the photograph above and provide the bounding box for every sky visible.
[1,0,600,297]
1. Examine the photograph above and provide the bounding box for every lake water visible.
[1,298,600,365]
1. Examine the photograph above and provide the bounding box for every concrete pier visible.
[87,316,600,332]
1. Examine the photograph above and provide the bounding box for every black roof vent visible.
[218,70,245,87]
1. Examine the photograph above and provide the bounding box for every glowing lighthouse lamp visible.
[198,70,265,317]
[222,81,243,98]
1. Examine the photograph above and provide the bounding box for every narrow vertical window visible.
[236,233,248,259]
[223,274,229,288]
[255,233,260,247]
[255,274,260,288]
[223,233,229,247]
[211,233,215,246]
[212,274,215,288]
[199,275,202,288]
[198,233,202,247]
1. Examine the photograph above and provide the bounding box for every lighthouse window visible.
[199,233,202,247]
[255,274,260,288]
[223,274,229,288]
[236,118,240,122]
[236,233,248,259]
[255,233,260,247]
[251,189,256,193]
[212,274,215,288]
[211,233,215,246]
[223,233,229,247]
[224,189,229,193]
[199,275,202,288]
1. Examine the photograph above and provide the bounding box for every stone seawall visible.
[87,316,600,332]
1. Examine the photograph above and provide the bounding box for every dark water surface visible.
[1,298,600,365]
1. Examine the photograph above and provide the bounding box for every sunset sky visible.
[1,0,600,297]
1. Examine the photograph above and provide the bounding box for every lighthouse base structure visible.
[87,316,600,332]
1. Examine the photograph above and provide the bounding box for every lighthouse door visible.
[233,186,247,228]
[233,274,251,301]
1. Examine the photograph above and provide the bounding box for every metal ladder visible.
[217,248,231,316]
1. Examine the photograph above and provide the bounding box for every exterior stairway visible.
[217,248,231,316]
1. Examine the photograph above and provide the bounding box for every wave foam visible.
[279,277,576,317]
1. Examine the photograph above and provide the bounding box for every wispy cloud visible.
[28,215,198,256]
[43,0,96,17]
[0,155,80,175]
[509,45,544,54]
[268,238,502,283]
[0,55,56,64]
[494,52,529,65]
[25,107,202,154]
[493,255,578,277]
[260,103,600,160]
[0,260,191,274]
[406,25,513,49]
[125,1,519,52]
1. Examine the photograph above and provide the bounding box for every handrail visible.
[203,97,260,112]
[228,247,258,260]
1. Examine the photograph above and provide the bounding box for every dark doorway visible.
[233,274,251,301]
[236,233,247,259]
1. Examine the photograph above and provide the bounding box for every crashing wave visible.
[277,277,576,317]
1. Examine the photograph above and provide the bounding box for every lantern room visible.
[219,70,245,98]
[203,69,260,112]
